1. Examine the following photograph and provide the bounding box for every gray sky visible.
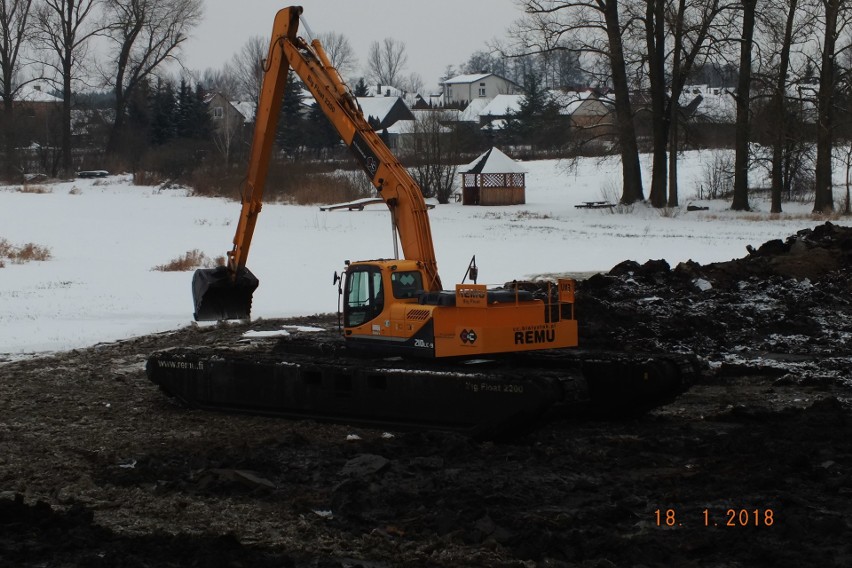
[183,0,523,91]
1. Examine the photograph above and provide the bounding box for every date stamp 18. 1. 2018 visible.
[654,508,775,528]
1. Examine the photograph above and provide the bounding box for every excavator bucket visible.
[192,266,259,321]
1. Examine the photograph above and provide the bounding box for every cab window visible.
[344,267,384,326]
[390,270,423,299]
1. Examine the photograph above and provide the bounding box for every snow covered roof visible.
[231,101,255,123]
[480,94,524,117]
[357,96,401,123]
[460,147,527,174]
[459,98,492,121]
[16,83,61,103]
[366,84,404,97]
[551,90,599,115]
[443,73,492,85]
[680,85,737,122]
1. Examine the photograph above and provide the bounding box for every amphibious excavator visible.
[146,6,694,435]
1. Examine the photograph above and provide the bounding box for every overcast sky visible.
[182,0,523,92]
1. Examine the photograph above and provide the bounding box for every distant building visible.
[442,73,521,107]
[356,96,415,130]
[10,83,63,150]
[206,93,254,135]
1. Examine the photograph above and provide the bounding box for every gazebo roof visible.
[460,147,527,174]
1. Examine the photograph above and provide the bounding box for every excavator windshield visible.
[344,267,384,327]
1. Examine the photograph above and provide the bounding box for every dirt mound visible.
[576,222,852,360]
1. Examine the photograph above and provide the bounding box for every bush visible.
[17,184,51,194]
[188,160,373,205]
[0,238,52,263]
[153,249,223,272]
[695,150,734,200]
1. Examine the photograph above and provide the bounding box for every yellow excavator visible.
[147,6,692,435]
[190,6,578,358]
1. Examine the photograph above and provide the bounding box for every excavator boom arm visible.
[227,6,441,290]
[193,5,442,322]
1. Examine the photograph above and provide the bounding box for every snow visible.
[1,151,849,359]
[480,94,524,118]
[356,97,400,124]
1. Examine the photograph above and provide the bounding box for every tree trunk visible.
[770,0,797,214]
[646,0,668,208]
[666,0,687,208]
[61,60,73,176]
[603,0,644,203]
[814,0,839,213]
[2,96,15,180]
[732,0,757,211]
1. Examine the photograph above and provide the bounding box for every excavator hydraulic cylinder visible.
[192,266,259,321]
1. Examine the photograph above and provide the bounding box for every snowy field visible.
[1,150,849,358]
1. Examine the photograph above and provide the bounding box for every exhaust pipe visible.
[192,266,259,321]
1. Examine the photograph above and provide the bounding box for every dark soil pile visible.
[1,222,850,567]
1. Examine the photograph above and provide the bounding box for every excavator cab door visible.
[343,265,384,328]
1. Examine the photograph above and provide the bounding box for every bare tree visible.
[34,0,104,175]
[403,109,459,203]
[102,0,203,156]
[366,37,407,86]
[813,0,851,212]
[316,31,356,80]
[230,35,265,104]
[0,0,35,178]
[199,65,240,99]
[513,0,645,204]
[731,0,758,211]
[638,0,723,207]
[400,71,423,95]
[762,0,804,213]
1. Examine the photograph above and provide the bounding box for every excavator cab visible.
[192,265,259,321]
[342,264,385,327]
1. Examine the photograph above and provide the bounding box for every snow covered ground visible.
[1,150,849,358]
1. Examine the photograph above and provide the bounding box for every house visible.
[356,96,415,131]
[465,90,611,130]
[385,108,457,151]
[458,97,493,123]
[366,84,404,98]
[206,93,255,161]
[679,85,737,123]
[476,94,525,129]
[10,83,63,148]
[442,73,521,107]
[554,90,613,129]
[207,93,254,134]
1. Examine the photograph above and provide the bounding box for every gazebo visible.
[459,147,527,206]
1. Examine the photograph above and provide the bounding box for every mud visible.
[1,222,851,567]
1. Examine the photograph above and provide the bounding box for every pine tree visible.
[305,102,339,157]
[175,80,193,139]
[354,78,369,97]
[192,84,212,139]
[276,72,305,156]
[506,73,568,150]
[149,80,176,145]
